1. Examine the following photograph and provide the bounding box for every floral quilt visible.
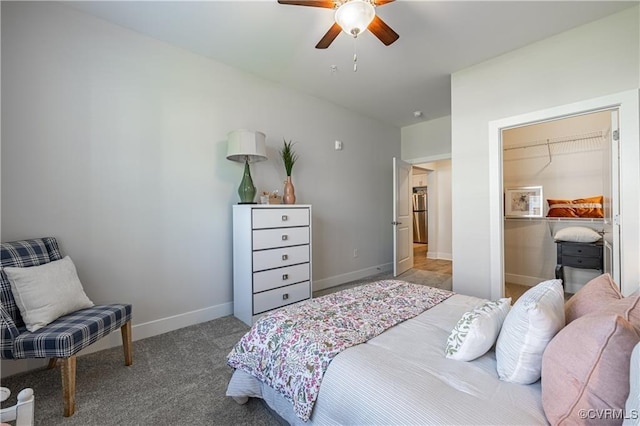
[226,280,454,421]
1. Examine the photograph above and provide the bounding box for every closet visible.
[502,111,615,295]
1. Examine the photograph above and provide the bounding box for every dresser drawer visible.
[253,281,310,314]
[253,263,310,293]
[561,244,601,258]
[253,227,309,250]
[561,255,602,269]
[253,245,310,272]
[252,208,309,229]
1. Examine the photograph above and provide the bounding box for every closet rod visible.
[503,131,603,152]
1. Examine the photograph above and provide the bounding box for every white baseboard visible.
[427,252,452,261]
[0,302,233,378]
[504,273,544,287]
[313,263,393,291]
[506,271,594,294]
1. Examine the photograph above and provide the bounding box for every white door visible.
[602,109,621,284]
[393,157,413,276]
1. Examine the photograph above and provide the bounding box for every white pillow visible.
[4,256,94,332]
[445,298,511,361]
[554,226,602,243]
[496,279,565,384]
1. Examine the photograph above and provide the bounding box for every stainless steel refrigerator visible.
[413,188,428,244]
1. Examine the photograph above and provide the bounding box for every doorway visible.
[488,89,639,300]
[411,160,452,275]
[501,111,616,301]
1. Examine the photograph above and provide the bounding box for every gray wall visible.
[401,115,451,162]
[1,2,399,374]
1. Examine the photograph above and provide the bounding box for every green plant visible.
[280,139,298,177]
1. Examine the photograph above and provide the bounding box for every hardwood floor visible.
[412,243,452,275]
[504,282,530,302]
[412,244,546,303]
[505,281,573,303]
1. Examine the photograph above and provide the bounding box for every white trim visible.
[427,251,452,261]
[122,302,233,343]
[504,273,545,287]
[313,263,393,291]
[489,89,640,300]
[504,274,585,294]
[404,153,451,164]
[0,301,233,378]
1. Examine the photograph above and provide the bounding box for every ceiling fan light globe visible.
[335,0,375,38]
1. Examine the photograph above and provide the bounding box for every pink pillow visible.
[564,274,621,324]
[541,314,640,424]
[594,296,640,328]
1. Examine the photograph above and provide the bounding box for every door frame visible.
[488,89,640,299]
[403,154,453,263]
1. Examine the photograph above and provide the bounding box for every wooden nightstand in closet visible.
[232,204,312,326]
[554,240,603,287]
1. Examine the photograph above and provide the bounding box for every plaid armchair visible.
[0,237,132,417]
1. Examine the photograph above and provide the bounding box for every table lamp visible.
[226,130,267,204]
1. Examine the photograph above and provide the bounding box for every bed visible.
[226,277,640,425]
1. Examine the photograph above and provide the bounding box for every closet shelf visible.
[502,130,605,164]
[504,217,605,239]
[504,217,604,223]
[503,131,604,152]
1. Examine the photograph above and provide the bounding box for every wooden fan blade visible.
[374,0,395,5]
[277,0,335,8]
[368,15,399,46]
[316,23,342,49]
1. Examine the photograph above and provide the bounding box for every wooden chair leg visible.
[121,321,133,366]
[47,358,58,369]
[61,356,76,417]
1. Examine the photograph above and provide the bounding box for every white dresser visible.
[232,204,312,326]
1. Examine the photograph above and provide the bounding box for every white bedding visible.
[227,293,547,425]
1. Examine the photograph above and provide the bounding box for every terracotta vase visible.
[283,176,296,204]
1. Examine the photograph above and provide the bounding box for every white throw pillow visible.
[4,256,94,332]
[554,226,602,243]
[496,279,565,384]
[445,298,512,361]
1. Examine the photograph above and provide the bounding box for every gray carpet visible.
[0,269,451,425]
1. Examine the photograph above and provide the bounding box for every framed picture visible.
[505,186,543,217]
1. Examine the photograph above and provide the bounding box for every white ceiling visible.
[63,1,636,128]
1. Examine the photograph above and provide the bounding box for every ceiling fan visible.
[277,0,399,49]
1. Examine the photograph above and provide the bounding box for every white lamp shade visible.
[335,0,375,37]
[226,130,268,163]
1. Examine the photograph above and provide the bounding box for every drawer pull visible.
[282,274,289,280]
[282,254,289,261]
[282,234,288,241]
[282,215,288,221]
[282,293,289,300]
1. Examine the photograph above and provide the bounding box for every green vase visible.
[238,160,256,204]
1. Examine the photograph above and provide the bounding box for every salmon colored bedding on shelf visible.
[546,195,604,218]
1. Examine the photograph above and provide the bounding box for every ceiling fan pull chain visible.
[353,37,358,72]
